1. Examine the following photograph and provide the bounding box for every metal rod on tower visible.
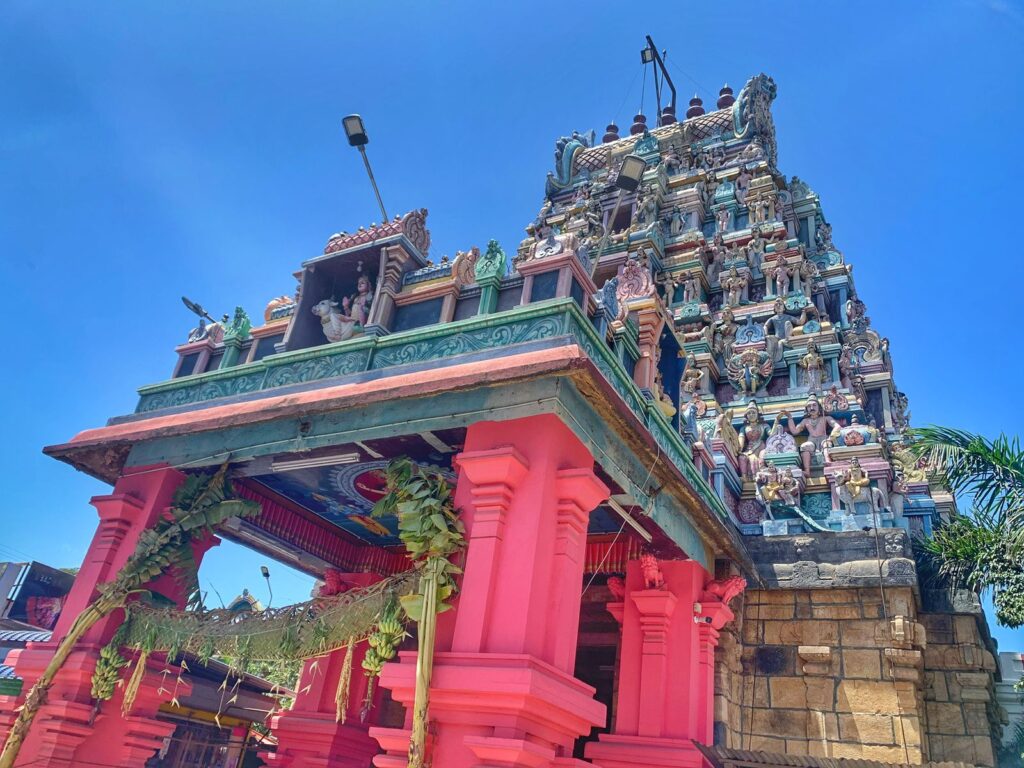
[643,35,677,119]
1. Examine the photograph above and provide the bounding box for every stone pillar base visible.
[0,641,181,767]
[586,735,711,768]
[370,651,605,768]
[263,711,379,768]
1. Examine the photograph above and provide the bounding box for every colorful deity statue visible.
[722,266,748,308]
[780,396,839,475]
[714,306,739,360]
[798,340,826,393]
[707,233,727,282]
[716,207,731,234]
[746,227,767,270]
[738,400,771,479]
[768,253,791,298]
[633,187,659,229]
[681,271,702,304]
[727,348,773,397]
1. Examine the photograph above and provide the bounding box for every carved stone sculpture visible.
[640,553,665,590]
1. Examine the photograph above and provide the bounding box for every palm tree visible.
[909,426,1024,629]
[0,463,260,768]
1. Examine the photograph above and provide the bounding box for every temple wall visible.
[712,532,1001,767]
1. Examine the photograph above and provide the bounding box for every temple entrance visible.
[572,573,622,758]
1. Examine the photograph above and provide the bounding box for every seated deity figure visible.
[780,468,801,507]
[681,352,704,394]
[312,273,375,344]
[779,396,839,475]
[799,340,826,394]
[738,400,771,480]
[834,457,887,519]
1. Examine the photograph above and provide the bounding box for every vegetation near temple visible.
[912,426,1024,629]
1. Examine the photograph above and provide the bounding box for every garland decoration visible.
[335,636,355,724]
[113,569,418,673]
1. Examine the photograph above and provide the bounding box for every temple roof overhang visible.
[44,300,755,579]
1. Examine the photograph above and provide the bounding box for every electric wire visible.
[612,66,643,127]
[665,57,716,104]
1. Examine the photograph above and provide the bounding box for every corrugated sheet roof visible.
[0,629,52,644]
[0,664,19,680]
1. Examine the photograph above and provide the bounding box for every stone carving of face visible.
[357,275,371,293]
[806,400,820,418]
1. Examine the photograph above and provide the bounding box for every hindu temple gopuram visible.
[0,67,1007,768]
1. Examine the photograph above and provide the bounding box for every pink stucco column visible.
[370,414,610,768]
[0,465,218,768]
[263,574,384,768]
[585,559,745,768]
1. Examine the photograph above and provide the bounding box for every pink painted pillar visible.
[0,466,218,768]
[370,414,610,768]
[586,560,745,768]
[263,574,384,768]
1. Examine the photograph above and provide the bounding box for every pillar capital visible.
[454,445,529,539]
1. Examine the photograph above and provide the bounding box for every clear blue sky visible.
[2,2,1023,649]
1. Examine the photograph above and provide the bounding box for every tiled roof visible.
[323,208,431,258]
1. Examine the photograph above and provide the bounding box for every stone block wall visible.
[712,531,1001,767]
[919,612,1000,766]
[716,586,927,762]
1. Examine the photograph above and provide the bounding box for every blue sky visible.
[2,2,1023,649]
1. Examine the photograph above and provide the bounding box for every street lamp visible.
[342,113,389,222]
[615,154,647,192]
[589,154,647,279]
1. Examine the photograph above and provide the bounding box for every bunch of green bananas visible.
[362,611,405,676]
[92,640,129,701]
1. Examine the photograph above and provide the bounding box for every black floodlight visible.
[641,45,655,64]
[615,154,647,192]
[342,114,369,147]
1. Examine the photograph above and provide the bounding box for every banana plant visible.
[371,458,465,768]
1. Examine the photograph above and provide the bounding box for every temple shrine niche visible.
[1,54,1002,768]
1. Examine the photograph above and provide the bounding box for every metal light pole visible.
[343,114,389,222]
